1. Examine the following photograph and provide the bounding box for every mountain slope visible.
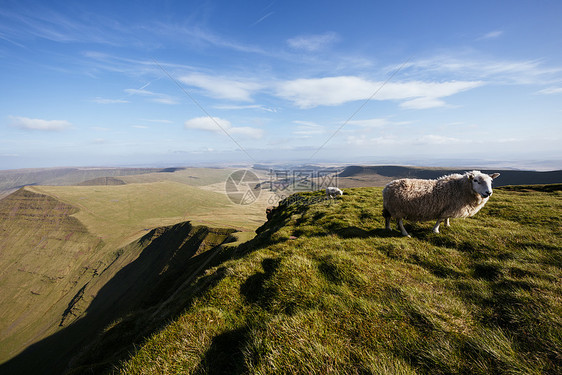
[0,188,104,362]
[70,185,561,374]
[0,186,240,374]
[0,212,236,374]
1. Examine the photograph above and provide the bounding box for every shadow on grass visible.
[194,326,250,375]
[336,226,397,238]
[240,258,281,308]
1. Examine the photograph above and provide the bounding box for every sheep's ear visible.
[467,173,474,181]
[489,173,500,179]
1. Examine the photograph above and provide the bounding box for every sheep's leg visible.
[397,219,411,237]
[383,208,391,230]
[432,219,442,233]
[445,218,450,227]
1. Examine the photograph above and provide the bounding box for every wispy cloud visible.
[405,55,562,85]
[400,97,447,109]
[251,11,274,27]
[139,118,174,124]
[180,74,263,102]
[347,118,410,128]
[287,32,340,52]
[415,135,465,144]
[347,134,468,147]
[0,5,129,46]
[124,88,178,105]
[92,97,129,104]
[292,121,325,136]
[151,23,265,54]
[213,104,277,112]
[184,116,263,139]
[9,116,72,131]
[535,87,562,95]
[478,30,504,40]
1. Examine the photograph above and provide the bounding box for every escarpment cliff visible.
[0,188,236,375]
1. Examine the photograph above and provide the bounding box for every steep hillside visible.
[0,187,236,374]
[0,188,104,361]
[65,185,561,374]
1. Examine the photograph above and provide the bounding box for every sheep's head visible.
[468,171,500,198]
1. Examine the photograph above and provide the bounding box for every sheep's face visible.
[469,172,500,198]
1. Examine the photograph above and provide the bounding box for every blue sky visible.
[1,0,561,170]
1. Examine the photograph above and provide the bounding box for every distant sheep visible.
[382,171,500,237]
[326,187,343,198]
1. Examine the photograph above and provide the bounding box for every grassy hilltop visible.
[68,185,561,374]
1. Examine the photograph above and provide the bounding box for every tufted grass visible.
[109,185,561,374]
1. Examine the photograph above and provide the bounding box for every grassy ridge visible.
[113,186,561,374]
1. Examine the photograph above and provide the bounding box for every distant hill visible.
[0,167,163,197]
[337,165,562,187]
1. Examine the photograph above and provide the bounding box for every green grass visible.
[117,167,237,186]
[111,186,561,375]
[30,180,266,248]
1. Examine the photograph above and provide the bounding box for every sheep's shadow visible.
[335,226,398,238]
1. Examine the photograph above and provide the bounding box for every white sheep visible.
[326,186,343,198]
[382,171,500,237]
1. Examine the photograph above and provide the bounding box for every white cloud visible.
[184,116,263,139]
[276,76,482,108]
[287,32,340,52]
[9,116,72,131]
[536,87,562,95]
[180,74,262,102]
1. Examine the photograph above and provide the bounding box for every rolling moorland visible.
[0,166,560,374]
